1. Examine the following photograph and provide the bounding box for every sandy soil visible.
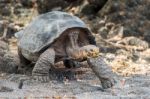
[0,38,149,99]
[0,0,149,98]
[0,64,150,99]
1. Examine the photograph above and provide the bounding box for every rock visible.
[36,0,69,13]
[7,23,19,38]
[87,0,108,10]
[0,55,18,74]
[2,53,19,73]
[144,34,150,46]
[20,0,33,8]
[0,40,18,73]
[0,86,13,92]
[123,37,149,50]
[0,0,11,3]
[0,21,4,36]
[0,4,11,16]
[81,4,97,15]
[0,20,21,39]
[81,0,108,15]
[0,40,9,51]
[98,0,150,38]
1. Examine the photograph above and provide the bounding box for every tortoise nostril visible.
[90,49,93,52]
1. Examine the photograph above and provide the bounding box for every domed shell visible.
[15,11,90,53]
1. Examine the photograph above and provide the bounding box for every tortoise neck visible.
[68,31,79,49]
[66,31,81,59]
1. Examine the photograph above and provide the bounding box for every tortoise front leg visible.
[87,56,116,89]
[32,48,55,82]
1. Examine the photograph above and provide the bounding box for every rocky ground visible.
[0,0,150,98]
[0,70,149,98]
[0,37,149,98]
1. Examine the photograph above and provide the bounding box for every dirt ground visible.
[0,39,149,99]
[0,0,150,98]
[0,67,150,98]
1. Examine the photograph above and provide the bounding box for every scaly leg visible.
[32,48,55,82]
[87,56,116,89]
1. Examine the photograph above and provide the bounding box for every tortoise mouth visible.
[72,47,100,60]
[67,44,100,61]
[68,51,100,62]
[83,45,100,58]
[87,52,100,58]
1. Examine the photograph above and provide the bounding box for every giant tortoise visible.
[15,11,116,89]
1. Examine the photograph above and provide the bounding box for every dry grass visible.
[111,58,149,76]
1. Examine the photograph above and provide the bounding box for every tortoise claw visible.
[33,75,50,83]
[101,78,116,89]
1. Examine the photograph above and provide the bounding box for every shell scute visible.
[15,11,89,53]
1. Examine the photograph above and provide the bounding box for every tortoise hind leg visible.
[18,48,31,65]
[18,48,31,73]
[32,48,55,82]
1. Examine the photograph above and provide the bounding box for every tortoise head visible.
[69,45,100,61]
[80,45,99,58]
[80,45,100,58]
[66,28,99,61]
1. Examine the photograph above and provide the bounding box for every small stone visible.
[0,86,13,92]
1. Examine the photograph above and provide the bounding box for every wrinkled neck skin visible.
[66,31,87,61]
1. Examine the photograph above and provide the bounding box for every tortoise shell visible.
[15,11,92,53]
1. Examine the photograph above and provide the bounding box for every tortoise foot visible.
[100,78,116,89]
[33,74,50,83]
